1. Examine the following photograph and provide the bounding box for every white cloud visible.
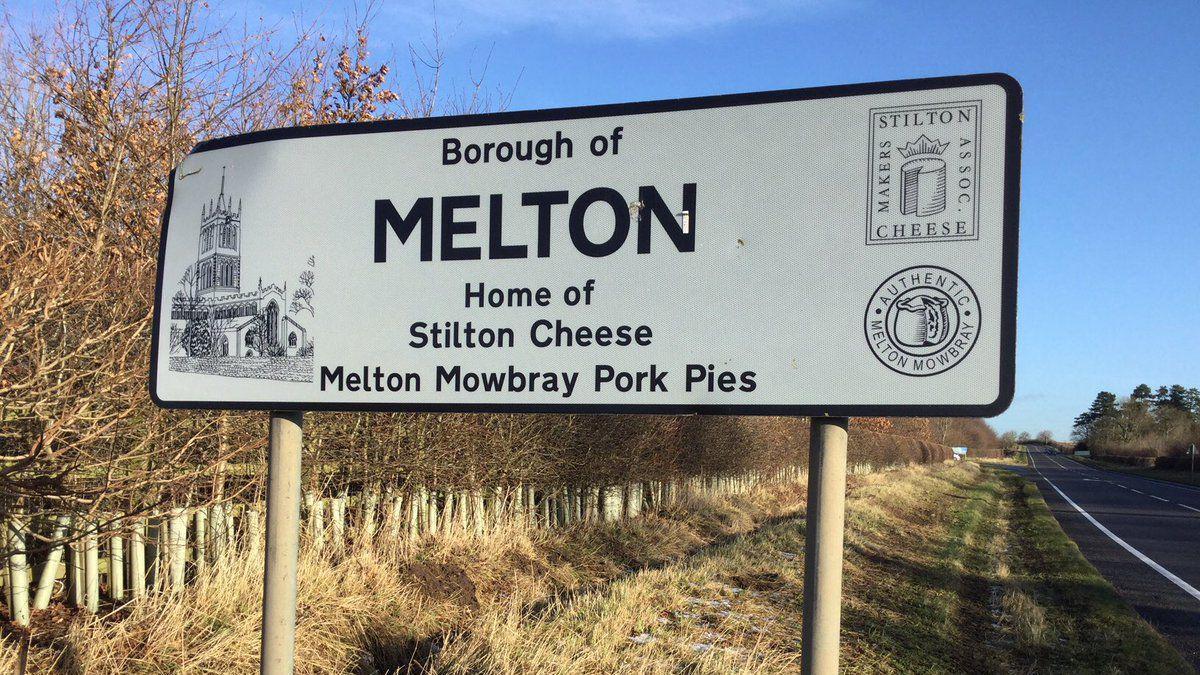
[385,0,835,41]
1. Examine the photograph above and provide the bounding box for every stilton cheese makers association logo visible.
[865,266,979,376]
[866,101,981,245]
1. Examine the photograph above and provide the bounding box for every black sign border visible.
[150,72,1021,417]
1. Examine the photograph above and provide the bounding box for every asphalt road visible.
[1009,446,1200,669]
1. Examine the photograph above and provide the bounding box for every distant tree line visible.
[1072,384,1200,462]
[998,430,1056,446]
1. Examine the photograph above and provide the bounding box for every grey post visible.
[261,411,304,675]
[801,416,849,675]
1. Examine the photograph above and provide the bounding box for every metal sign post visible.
[801,416,849,675]
[261,411,303,675]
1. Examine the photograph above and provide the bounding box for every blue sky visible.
[365,1,1200,438]
[19,0,1197,437]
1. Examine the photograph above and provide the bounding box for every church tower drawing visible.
[197,170,242,299]
[168,170,314,383]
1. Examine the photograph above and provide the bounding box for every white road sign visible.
[150,73,1021,415]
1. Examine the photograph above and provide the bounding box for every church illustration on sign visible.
[168,171,314,383]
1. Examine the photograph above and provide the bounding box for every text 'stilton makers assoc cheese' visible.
[150,73,1021,416]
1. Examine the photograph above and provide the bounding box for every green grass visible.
[839,463,1008,672]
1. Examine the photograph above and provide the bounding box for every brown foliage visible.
[0,0,500,515]
[0,0,999,522]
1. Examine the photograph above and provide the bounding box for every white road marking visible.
[1047,451,1200,512]
[1036,448,1200,512]
[1058,451,1200,495]
[1029,452,1200,604]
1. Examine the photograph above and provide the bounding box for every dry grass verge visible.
[431,462,1192,674]
[0,480,807,673]
[2,462,1188,673]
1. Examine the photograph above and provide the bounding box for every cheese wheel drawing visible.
[900,157,947,216]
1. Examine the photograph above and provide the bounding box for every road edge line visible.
[1030,452,1200,604]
